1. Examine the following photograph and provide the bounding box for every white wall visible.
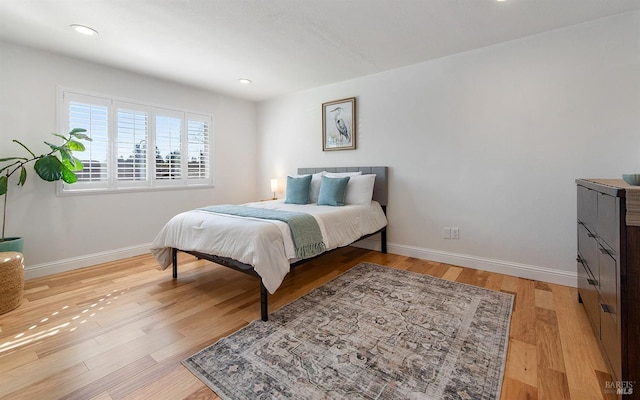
[257,11,640,286]
[0,40,258,277]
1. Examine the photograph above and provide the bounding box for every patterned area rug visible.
[183,262,514,399]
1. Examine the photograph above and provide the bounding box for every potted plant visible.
[0,128,92,253]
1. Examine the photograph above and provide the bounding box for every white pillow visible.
[309,172,326,203]
[324,171,362,178]
[298,171,364,203]
[345,174,376,205]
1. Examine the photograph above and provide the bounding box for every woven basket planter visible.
[0,252,24,315]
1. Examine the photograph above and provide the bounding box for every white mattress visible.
[150,200,387,293]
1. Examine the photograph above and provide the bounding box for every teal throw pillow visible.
[317,176,350,206]
[285,175,312,204]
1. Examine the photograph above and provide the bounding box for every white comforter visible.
[150,200,387,293]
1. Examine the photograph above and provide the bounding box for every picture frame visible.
[322,97,356,151]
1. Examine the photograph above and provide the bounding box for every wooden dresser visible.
[576,179,640,398]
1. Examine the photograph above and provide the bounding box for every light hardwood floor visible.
[0,247,616,399]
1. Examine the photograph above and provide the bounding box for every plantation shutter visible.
[154,112,182,181]
[67,97,110,183]
[186,114,210,180]
[116,104,149,183]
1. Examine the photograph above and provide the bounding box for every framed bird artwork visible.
[322,97,356,151]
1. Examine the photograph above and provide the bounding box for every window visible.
[59,89,213,193]
[117,107,148,182]
[187,119,210,179]
[155,113,182,181]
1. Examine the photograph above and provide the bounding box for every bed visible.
[150,166,388,321]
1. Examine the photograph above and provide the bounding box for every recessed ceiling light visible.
[70,24,98,36]
[238,78,252,84]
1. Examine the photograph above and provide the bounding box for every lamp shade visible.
[270,178,278,193]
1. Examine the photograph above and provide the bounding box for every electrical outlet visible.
[451,228,459,239]
[443,227,451,239]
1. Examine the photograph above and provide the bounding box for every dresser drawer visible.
[601,306,621,381]
[578,223,599,284]
[577,258,601,337]
[598,247,618,316]
[597,192,619,252]
[578,185,598,230]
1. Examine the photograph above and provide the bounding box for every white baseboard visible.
[354,238,577,287]
[25,243,152,280]
[26,239,578,288]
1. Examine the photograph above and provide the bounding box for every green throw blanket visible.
[198,205,326,259]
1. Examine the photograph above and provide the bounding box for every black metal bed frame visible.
[170,166,389,322]
[171,220,386,321]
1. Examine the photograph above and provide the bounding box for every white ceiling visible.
[2,0,640,102]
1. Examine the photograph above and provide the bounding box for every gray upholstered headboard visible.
[297,166,388,207]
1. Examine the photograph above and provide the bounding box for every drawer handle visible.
[587,233,597,238]
[587,278,598,286]
[600,303,613,314]
[599,247,611,256]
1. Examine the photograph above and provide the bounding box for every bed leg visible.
[260,281,268,322]
[381,228,387,254]
[172,248,178,279]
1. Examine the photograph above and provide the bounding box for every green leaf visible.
[0,157,28,162]
[45,141,62,152]
[73,157,84,171]
[52,133,68,141]
[69,128,92,142]
[60,162,77,184]
[0,176,7,195]
[61,156,73,170]
[69,128,87,135]
[12,139,36,158]
[72,133,92,142]
[58,147,72,162]
[61,156,83,171]
[34,155,63,182]
[18,166,27,186]
[68,140,85,152]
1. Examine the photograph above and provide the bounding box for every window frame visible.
[57,87,214,195]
